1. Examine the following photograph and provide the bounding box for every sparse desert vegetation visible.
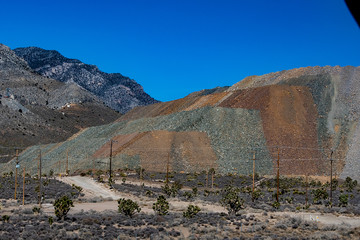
[0,169,359,239]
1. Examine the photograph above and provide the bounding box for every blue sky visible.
[1,0,359,101]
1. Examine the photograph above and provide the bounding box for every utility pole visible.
[211,169,214,189]
[330,150,334,205]
[139,165,143,180]
[305,174,308,206]
[15,149,19,200]
[58,160,61,176]
[23,167,25,205]
[109,139,117,187]
[205,168,208,189]
[38,149,42,208]
[92,154,95,178]
[166,152,170,185]
[276,147,280,203]
[66,149,69,176]
[252,151,256,202]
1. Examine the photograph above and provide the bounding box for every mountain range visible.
[14,47,158,113]
[0,43,157,161]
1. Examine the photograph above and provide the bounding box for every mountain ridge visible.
[0,43,121,159]
[14,47,159,113]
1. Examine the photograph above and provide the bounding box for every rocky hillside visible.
[0,43,121,160]
[2,65,359,180]
[14,47,159,113]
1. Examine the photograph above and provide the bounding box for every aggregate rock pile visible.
[2,65,359,180]
[2,106,272,175]
[228,66,360,179]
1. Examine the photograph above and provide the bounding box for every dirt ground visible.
[56,176,360,228]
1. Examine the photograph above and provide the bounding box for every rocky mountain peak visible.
[0,43,31,71]
[14,47,159,113]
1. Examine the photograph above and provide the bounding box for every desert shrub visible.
[339,194,349,207]
[272,201,280,209]
[48,216,54,225]
[122,177,126,184]
[72,184,83,193]
[183,191,193,199]
[285,196,294,204]
[183,205,201,218]
[1,215,9,222]
[49,169,54,178]
[331,179,338,191]
[252,189,263,201]
[145,190,154,197]
[135,167,145,179]
[312,187,328,204]
[293,189,305,195]
[43,179,50,186]
[162,181,182,197]
[192,187,198,196]
[153,195,169,216]
[54,195,74,220]
[118,198,141,217]
[343,177,357,192]
[32,206,41,214]
[220,185,244,215]
[203,189,212,197]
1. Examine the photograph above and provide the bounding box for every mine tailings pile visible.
[2,66,359,181]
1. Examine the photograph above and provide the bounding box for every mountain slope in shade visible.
[2,65,359,181]
[0,43,121,160]
[14,47,159,113]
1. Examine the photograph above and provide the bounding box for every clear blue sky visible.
[1,0,359,101]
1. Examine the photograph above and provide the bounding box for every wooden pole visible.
[205,169,208,189]
[330,151,334,205]
[15,149,19,200]
[58,160,61,176]
[109,140,113,185]
[276,147,280,202]
[252,151,256,202]
[305,174,308,206]
[92,154,95,177]
[211,170,214,189]
[166,152,170,185]
[66,149,69,176]
[38,149,42,208]
[23,167,25,205]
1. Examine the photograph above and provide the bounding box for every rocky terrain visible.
[1,65,359,181]
[14,47,159,114]
[0,43,121,160]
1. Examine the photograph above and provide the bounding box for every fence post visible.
[166,152,170,185]
[66,149,69,176]
[15,149,18,200]
[305,174,308,206]
[330,150,334,206]
[38,149,42,208]
[23,167,25,205]
[252,151,256,202]
[276,147,280,203]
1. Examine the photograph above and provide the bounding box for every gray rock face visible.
[0,43,121,152]
[14,47,159,113]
